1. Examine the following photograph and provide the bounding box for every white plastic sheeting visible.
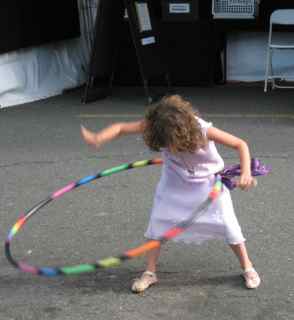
[0,0,98,109]
[227,32,294,81]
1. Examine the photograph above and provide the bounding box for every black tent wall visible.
[0,0,80,54]
[114,0,219,86]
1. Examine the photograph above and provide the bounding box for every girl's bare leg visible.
[131,244,161,293]
[230,242,252,270]
[230,242,261,289]
[146,245,161,273]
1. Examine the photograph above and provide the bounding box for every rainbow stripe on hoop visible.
[5,158,222,277]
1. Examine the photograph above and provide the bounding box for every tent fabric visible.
[1,1,294,109]
[227,32,294,81]
[0,0,98,109]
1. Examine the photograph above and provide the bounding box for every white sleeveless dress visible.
[144,118,246,245]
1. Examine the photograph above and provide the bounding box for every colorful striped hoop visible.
[5,158,222,277]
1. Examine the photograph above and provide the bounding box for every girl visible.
[81,95,261,292]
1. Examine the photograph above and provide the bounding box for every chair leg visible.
[269,50,275,90]
[264,47,271,92]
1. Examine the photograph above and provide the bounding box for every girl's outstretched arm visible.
[81,120,145,149]
[207,126,254,190]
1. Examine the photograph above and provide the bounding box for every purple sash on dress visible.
[220,159,271,190]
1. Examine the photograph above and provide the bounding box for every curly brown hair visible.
[143,95,207,153]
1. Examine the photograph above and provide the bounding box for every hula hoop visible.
[5,158,222,277]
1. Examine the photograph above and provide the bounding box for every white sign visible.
[124,9,128,19]
[169,3,190,14]
[135,2,152,32]
[141,36,156,46]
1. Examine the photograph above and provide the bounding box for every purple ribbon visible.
[220,158,271,190]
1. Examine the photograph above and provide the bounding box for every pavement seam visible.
[0,154,290,169]
[77,113,294,120]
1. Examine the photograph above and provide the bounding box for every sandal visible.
[243,267,261,289]
[131,271,158,293]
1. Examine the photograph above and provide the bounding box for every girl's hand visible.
[237,174,256,191]
[80,125,101,149]
[80,121,143,150]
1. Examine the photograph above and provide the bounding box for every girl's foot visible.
[131,271,158,293]
[243,267,261,289]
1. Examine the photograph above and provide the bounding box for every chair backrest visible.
[270,9,294,26]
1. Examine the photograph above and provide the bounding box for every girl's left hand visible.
[237,174,256,191]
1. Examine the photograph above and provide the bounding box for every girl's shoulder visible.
[194,116,213,134]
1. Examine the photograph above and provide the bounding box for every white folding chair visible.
[264,9,294,92]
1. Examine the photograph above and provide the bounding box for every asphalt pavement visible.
[0,85,293,320]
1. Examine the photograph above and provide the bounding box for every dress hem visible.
[144,234,245,246]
